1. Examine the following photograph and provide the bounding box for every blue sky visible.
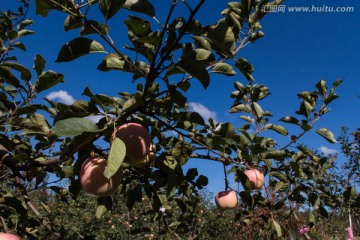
[3,0,360,195]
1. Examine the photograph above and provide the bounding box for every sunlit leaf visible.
[17,30,35,38]
[272,219,282,237]
[265,124,288,136]
[53,117,99,137]
[104,138,125,179]
[279,116,300,125]
[96,196,113,219]
[18,19,34,30]
[212,63,236,76]
[315,128,337,143]
[249,31,264,43]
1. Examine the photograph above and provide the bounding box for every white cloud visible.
[318,146,338,156]
[189,102,217,122]
[85,115,104,123]
[46,90,75,105]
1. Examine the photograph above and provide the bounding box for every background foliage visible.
[0,0,358,239]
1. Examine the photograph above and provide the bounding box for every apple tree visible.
[0,0,348,238]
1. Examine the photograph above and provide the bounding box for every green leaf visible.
[192,36,211,51]
[240,116,255,124]
[33,54,46,76]
[166,170,177,198]
[23,114,50,136]
[99,0,126,20]
[17,30,35,38]
[96,196,113,219]
[97,54,132,72]
[265,124,288,136]
[235,58,254,81]
[308,192,320,210]
[249,31,264,43]
[13,42,26,51]
[123,0,155,17]
[218,122,235,138]
[324,94,339,105]
[18,19,34,30]
[274,181,290,192]
[315,128,337,143]
[104,138,126,179]
[343,186,357,203]
[7,30,18,40]
[2,62,31,81]
[318,205,329,218]
[0,66,20,87]
[126,184,142,210]
[178,59,210,89]
[196,175,208,189]
[56,37,105,62]
[36,71,64,92]
[82,87,110,114]
[236,170,252,192]
[279,116,300,125]
[80,21,109,36]
[64,15,83,31]
[229,104,252,113]
[35,0,72,16]
[186,168,198,181]
[272,219,282,238]
[53,117,99,137]
[205,19,235,58]
[315,80,327,95]
[297,101,314,117]
[262,150,287,160]
[196,49,215,62]
[252,102,263,119]
[308,211,315,226]
[239,191,253,207]
[269,171,288,182]
[212,63,236,76]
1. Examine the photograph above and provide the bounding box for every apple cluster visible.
[215,169,264,210]
[80,123,154,196]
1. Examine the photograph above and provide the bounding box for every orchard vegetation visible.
[0,0,359,239]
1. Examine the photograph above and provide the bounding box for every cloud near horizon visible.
[46,90,75,105]
[189,102,217,122]
[318,146,338,156]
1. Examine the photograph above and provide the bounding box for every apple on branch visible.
[80,157,123,196]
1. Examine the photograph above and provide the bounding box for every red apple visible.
[80,157,123,196]
[112,123,151,165]
[0,233,20,240]
[215,190,237,209]
[244,169,264,190]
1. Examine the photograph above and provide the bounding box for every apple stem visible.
[223,163,229,190]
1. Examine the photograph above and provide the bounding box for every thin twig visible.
[13,174,61,238]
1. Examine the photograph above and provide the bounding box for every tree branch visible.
[13,174,61,238]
